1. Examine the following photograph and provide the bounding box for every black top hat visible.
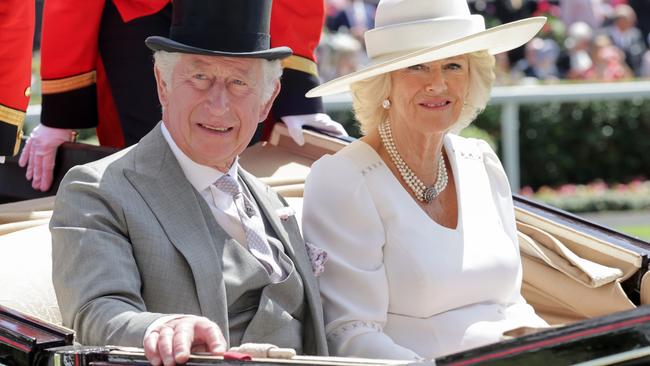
[145,0,292,60]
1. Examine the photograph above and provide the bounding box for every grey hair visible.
[153,51,181,89]
[350,50,496,134]
[153,50,282,103]
[260,59,283,103]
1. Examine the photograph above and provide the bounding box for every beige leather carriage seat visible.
[515,209,642,324]
[0,197,60,325]
[0,124,648,330]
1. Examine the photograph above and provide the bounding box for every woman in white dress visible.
[302,0,549,360]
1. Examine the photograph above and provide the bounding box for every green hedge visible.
[473,100,650,189]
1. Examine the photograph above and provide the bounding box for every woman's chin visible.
[400,118,455,135]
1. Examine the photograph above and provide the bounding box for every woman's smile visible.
[418,98,452,110]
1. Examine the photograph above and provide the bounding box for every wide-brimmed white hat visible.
[307,0,545,97]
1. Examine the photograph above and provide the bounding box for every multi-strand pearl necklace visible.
[378,120,448,203]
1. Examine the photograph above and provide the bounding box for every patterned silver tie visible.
[214,174,284,281]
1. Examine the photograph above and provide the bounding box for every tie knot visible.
[215,174,241,196]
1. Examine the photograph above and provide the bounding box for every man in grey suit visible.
[50,1,327,365]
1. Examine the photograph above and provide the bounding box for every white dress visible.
[302,134,547,360]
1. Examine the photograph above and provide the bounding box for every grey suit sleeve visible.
[50,164,162,346]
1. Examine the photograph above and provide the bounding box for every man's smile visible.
[197,123,234,133]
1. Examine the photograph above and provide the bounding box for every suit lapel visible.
[122,125,229,335]
[239,169,327,354]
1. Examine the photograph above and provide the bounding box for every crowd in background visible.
[25,0,650,90]
[318,0,650,85]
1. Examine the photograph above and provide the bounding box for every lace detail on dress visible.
[327,320,383,340]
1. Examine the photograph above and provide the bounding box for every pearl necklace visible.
[378,120,448,203]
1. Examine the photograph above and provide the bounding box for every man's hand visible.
[281,113,349,146]
[144,315,227,366]
[18,124,74,192]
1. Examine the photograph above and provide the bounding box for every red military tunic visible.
[40,0,169,148]
[0,0,35,156]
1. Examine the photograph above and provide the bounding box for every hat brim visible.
[307,17,546,97]
[145,36,292,61]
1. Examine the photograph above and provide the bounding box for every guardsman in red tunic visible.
[267,0,348,146]
[20,0,347,191]
[0,0,35,161]
[19,0,171,191]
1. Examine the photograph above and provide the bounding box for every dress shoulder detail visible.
[445,134,486,161]
[335,140,386,176]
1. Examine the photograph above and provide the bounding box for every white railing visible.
[26,104,41,117]
[322,80,650,191]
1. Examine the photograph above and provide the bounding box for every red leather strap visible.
[223,352,253,361]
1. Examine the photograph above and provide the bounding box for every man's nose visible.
[205,82,229,115]
[425,69,447,94]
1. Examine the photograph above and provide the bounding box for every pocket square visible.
[305,242,328,277]
[275,206,295,220]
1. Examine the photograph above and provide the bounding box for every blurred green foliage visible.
[474,100,650,189]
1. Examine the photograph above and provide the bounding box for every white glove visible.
[280,113,348,146]
[18,124,75,192]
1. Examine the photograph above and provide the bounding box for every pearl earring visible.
[382,99,391,110]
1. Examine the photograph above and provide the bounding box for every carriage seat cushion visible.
[0,222,63,326]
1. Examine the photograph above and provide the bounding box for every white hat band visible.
[365,15,486,60]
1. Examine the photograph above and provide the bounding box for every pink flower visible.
[588,180,608,193]
[520,186,534,197]
[614,183,627,192]
[558,184,577,195]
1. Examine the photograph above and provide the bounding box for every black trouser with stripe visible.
[99,1,171,146]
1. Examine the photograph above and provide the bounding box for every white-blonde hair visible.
[350,50,495,134]
[153,50,282,103]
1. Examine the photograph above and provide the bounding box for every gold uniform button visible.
[24,87,31,97]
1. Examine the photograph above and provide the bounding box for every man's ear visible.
[153,66,169,107]
[258,79,281,122]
